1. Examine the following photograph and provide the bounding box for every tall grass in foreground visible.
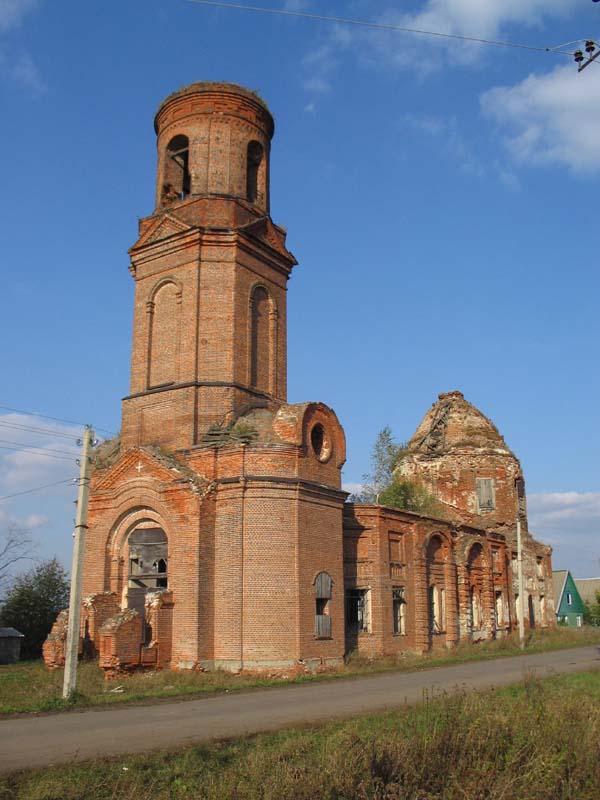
[1,670,600,800]
[1,625,599,715]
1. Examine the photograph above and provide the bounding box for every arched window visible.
[426,536,446,637]
[250,286,270,393]
[468,543,484,570]
[246,141,263,203]
[314,572,332,638]
[426,535,443,563]
[148,281,180,388]
[162,134,191,205]
[467,543,484,633]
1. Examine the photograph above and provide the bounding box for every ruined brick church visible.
[44,82,554,674]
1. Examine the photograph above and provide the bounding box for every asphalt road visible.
[1,645,599,772]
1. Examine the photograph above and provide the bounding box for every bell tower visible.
[121,82,297,451]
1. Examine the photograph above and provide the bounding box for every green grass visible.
[1,625,599,716]
[1,670,600,799]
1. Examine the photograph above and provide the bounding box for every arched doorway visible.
[127,526,168,640]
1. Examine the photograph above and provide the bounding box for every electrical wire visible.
[0,421,79,440]
[0,444,78,462]
[187,0,583,57]
[0,478,76,503]
[0,405,116,437]
[0,439,79,458]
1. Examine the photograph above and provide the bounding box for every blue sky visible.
[1,0,599,579]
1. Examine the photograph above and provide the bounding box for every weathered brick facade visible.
[44,84,553,675]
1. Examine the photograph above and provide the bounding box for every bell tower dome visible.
[121,82,297,451]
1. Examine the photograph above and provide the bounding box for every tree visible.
[349,426,442,515]
[0,559,70,659]
[583,590,600,627]
[352,426,406,502]
[0,525,36,600]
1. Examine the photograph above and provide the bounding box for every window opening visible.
[430,585,445,634]
[491,548,500,572]
[162,135,191,205]
[470,587,482,630]
[536,557,544,578]
[314,572,332,638]
[246,140,263,203]
[476,478,495,511]
[528,594,536,628]
[392,587,406,635]
[566,592,573,606]
[495,590,504,626]
[346,588,370,635]
[311,423,332,463]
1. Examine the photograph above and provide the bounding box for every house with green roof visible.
[552,570,586,627]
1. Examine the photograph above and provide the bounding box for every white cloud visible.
[342,482,365,496]
[528,491,600,577]
[299,0,580,89]
[377,0,579,69]
[0,413,81,494]
[481,65,600,174]
[21,512,49,529]
[0,0,38,32]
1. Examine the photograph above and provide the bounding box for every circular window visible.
[311,423,332,463]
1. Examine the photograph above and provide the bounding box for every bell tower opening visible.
[246,140,263,204]
[161,134,191,206]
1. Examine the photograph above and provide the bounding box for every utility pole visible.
[63,425,94,699]
[516,516,526,651]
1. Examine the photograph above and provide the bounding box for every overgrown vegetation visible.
[0,559,69,659]
[350,425,441,514]
[584,589,600,626]
[2,669,600,799]
[1,626,599,716]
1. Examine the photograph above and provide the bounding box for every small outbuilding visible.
[553,570,586,628]
[0,627,25,664]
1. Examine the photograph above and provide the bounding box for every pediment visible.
[242,218,297,264]
[92,448,178,492]
[130,214,191,251]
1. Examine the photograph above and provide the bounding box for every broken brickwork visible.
[397,391,554,634]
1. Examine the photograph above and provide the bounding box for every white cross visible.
[136,461,143,475]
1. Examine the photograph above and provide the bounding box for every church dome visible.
[407,391,514,457]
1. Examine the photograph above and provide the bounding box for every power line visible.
[0,444,77,463]
[0,421,79,440]
[0,478,76,503]
[0,439,79,458]
[0,405,116,437]
[187,0,581,57]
